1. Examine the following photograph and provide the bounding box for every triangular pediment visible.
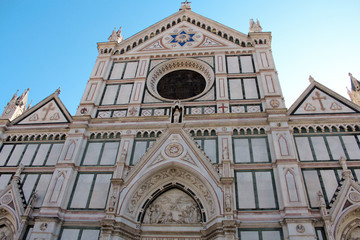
[289,81,360,115]
[11,90,72,125]
[125,127,220,184]
[129,22,242,54]
[328,172,360,222]
[0,178,26,224]
[107,9,251,55]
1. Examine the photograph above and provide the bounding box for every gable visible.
[17,100,69,124]
[11,91,72,125]
[130,22,240,54]
[108,9,252,56]
[289,82,360,115]
[125,129,220,185]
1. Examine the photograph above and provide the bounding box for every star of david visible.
[170,30,195,46]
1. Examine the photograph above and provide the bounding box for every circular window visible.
[146,58,214,101]
[157,70,206,100]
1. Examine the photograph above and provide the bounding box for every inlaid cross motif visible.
[312,91,326,111]
[218,103,228,113]
[128,107,138,116]
[42,102,55,120]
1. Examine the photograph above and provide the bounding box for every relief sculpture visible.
[143,189,201,224]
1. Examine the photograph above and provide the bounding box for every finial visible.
[340,156,353,179]
[249,18,263,32]
[309,75,315,83]
[317,191,326,206]
[180,0,191,10]
[108,27,123,43]
[339,156,348,170]
[15,163,24,177]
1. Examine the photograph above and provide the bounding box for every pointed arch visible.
[119,163,222,223]
[284,168,299,202]
[278,134,289,156]
[0,207,18,239]
[138,184,205,224]
[64,140,76,160]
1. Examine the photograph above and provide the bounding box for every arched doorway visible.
[138,185,204,239]
[140,186,204,224]
[120,166,221,239]
[0,208,16,240]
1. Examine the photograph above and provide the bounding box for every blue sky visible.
[0,0,359,115]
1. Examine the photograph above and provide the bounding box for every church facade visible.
[1,3,360,240]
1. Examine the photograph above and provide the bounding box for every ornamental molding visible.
[125,168,217,220]
[147,58,214,102]
[5,133,68,142]
[291,123,360,134]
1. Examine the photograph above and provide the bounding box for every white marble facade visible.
[1,3,360,240]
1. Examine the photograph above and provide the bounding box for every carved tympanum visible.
[143,189,201,224]
[348,227,360,240]
[0,224,12,240]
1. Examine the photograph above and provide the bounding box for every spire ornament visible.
[309,75,315,83]
[108,27,123,43]
[249,19,263,32]
[1,88,30,121]
[180,0,191,10]
[347,72,360,105]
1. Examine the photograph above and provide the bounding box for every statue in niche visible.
[171,101,183,123]
[143,189,201,224]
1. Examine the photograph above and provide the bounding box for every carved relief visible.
[1,195,12,205]
[270,99,280,108]
[304,103,316,111]
[150,154,165,166]
[127,168,215,217]
[181,152,196,166]
[349,192,360,203]
[127,107,139,117]
[296,224,305,233]
[40,223,48,231]
[143,40,166,50]
[164,143,184,158]
[142,189,201,224]
[200,37,222,47]
[348,227,360,239]
[0,224,12,240]
[29,113,39,121]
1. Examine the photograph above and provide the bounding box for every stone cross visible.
[42,102,55,120]
[312,91,326,111]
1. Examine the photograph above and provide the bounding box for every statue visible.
[171,101,183,123]
[222,146,229,160]
[108,27,123,43]
[249,19,263,33]
[309,75,315,83]
[142,189,201,224]
[340,156,348,170]
[15,163,24,177]
[173,107,181,123]
[108,194,116,211]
